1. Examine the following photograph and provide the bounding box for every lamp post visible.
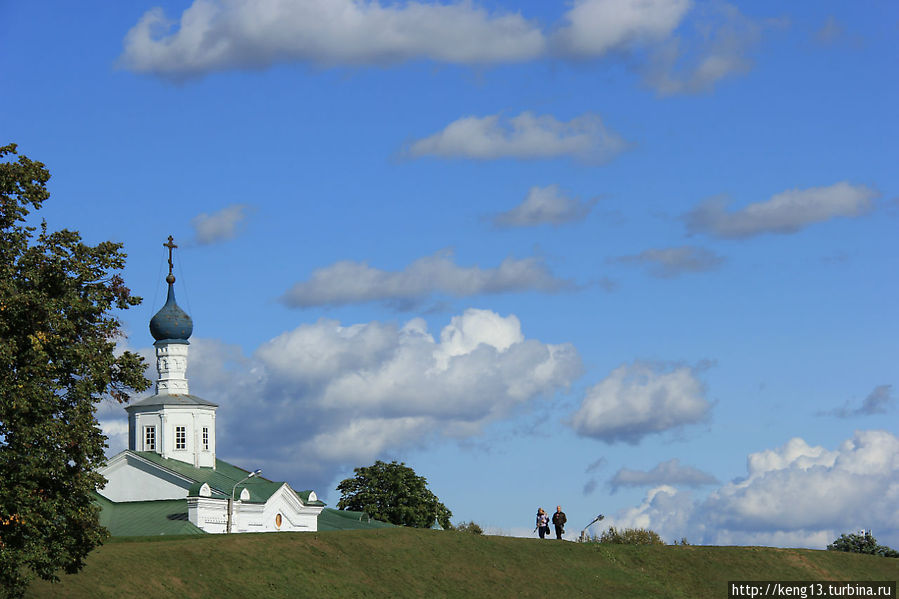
[579,514,604,543]
[227,469,261,534]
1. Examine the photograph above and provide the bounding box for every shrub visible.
[455,521,484,535]
[595,526,665,545]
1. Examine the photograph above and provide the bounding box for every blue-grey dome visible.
[149,280,193,342]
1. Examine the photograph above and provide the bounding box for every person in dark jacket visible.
[552,505,567,540]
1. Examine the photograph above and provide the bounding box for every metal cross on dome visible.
[163,235,177,278]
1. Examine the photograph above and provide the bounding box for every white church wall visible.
[185,485,323,534]
[129,405,216,468]
[194,411,215,468]
[99,453,191,502]
[188,497,229,534]
[231,501,266,533]
[261,484,322,532]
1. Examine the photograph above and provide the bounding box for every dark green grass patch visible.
[27,528,899,599]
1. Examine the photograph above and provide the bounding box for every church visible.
[96,238,390,536]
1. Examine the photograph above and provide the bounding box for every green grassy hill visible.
[27,528,898,598]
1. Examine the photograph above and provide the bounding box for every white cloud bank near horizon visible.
[599,430,899,549]
[119,0,763,95]
[281,250,571,308]
[101,308,582,492]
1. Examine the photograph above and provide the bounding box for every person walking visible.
[552,505,567,540]
[535,508,550,539]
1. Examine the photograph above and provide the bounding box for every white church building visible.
[96,240,326,535]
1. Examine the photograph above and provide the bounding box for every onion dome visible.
[149,273,193,342]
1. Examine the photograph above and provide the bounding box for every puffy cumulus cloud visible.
[600,431,899,548]
[406,112,631,164]
[612,245,724,278]
[553,0,692,57]
[139,309,580,492]
[191,203,252,244]
[686,182,878,239]
[571,361,713,444]
[120,0,545,79]
[119,0,768,95]
[597,485,695,539]
[280,250,571,309]
[821,385,895,419]
[493,185,599,227]
[609,458,719,492]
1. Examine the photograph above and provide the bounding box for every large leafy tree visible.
[827,530,899,558]
[336,460,452,529]
[0,144,150,598]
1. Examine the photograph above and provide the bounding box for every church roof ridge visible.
[126,394,218,409]
[129,451,312,505]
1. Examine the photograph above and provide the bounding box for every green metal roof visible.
[94,493,204,537]
[128,451,325,506]
[95,496,393,536]
[317,508,395,531]
[132,451,283,503]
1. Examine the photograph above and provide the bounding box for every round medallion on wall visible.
[275,513,282,529]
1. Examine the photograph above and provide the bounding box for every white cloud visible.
[686,182,878,239]
[640,2,767,96]
[610,458,719,491]
[280,250,571,308]
[553,0,692,56]
[613,246,724,278]
[601,431,899,549]
[493,185,598,227]
[114,309,581,492]
[571,361,713,444]
[119,0,766,95]
[99,419,130,456]
[406,112,630,163]
[120,0,545,78]
[191,203,252,244]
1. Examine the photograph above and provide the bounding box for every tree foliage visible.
[594,526,665,545]
[336,460,452,529]
[0,144,150,597]
[455,521,484,535]
[827,531,899,558]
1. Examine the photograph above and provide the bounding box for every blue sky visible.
[2,0,897,547]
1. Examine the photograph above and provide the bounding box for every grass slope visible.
[27,528,899,598]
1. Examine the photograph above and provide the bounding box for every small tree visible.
[0,144,150,598]
[827,531,899,558]
[336,460,452,529]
